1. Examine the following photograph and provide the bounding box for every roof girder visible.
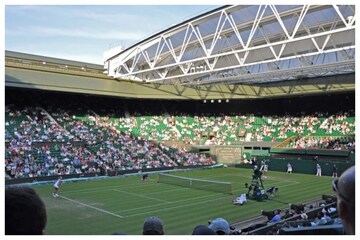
[105,4,355,86]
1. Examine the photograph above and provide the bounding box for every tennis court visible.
[34,167,334,234]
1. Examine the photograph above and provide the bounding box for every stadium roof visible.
[104,5,355,86]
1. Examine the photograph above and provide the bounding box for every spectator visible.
[208,218,231,235]
[5,186,47,235]
[282,209,293,219]
[311,211,329,226]
[300,212,308,220]
[333,166,355,234]
[192,225,216,235]
[269,210,282,223]
[261,210,276,221]
[142,216,164,235]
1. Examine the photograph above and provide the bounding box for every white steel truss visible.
[105,5,355,86]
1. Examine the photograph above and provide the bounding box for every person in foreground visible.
[143,216,164,235]
[5,186,47,235]
[208,218,231,235]
[192,225,216,235]
[333,166,355,235]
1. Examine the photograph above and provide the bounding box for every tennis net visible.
[157,173,233,195]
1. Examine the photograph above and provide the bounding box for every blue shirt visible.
[269,214,281,223]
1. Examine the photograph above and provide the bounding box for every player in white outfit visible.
[316,163,322,176]
[53,176,63,197]
[260,160,269,179]
[287,162,293,173]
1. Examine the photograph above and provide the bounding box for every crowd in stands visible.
[289,135,355,150]
[236,198,343,234]
[114,111,355,146]
[5,102,215,179]
[5,89,355,179]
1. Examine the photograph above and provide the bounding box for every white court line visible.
[112,189,172,204]
[63,181,157,195]
[124,194,231,218]
[59,172,300,219]
[112,179,300,214]
[59,195,124,218]
[220,173,300,184]
[145,186,192,195]
[266,181,300,189]
[168,172,300,186]
[114,191,224,214]
[120,181,301,218]
[114,202,171,214]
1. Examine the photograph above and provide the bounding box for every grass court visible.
[34,167,334,235]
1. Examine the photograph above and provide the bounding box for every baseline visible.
[59,195,124,218]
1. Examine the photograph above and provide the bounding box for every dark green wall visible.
[236,157,354,176]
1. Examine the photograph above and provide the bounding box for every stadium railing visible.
[278,224,343,235]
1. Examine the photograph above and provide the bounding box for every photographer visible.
[232,193,247,205]
[266,186,278,197]
[252,168,262,183]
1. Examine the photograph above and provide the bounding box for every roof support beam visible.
[107,5,355,86]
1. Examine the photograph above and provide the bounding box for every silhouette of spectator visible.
[208,218,231,235]
[143,216,164,235]
[333,166,355,234]
[192,225,216,235]
[311,211,328,226]
[5,186,47,235]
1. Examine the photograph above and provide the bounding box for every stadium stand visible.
[5,88,355,180]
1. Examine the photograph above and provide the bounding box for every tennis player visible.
[52,176,63,197]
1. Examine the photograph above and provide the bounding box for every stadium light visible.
[218,100,221,103]
[211,100,214,103]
